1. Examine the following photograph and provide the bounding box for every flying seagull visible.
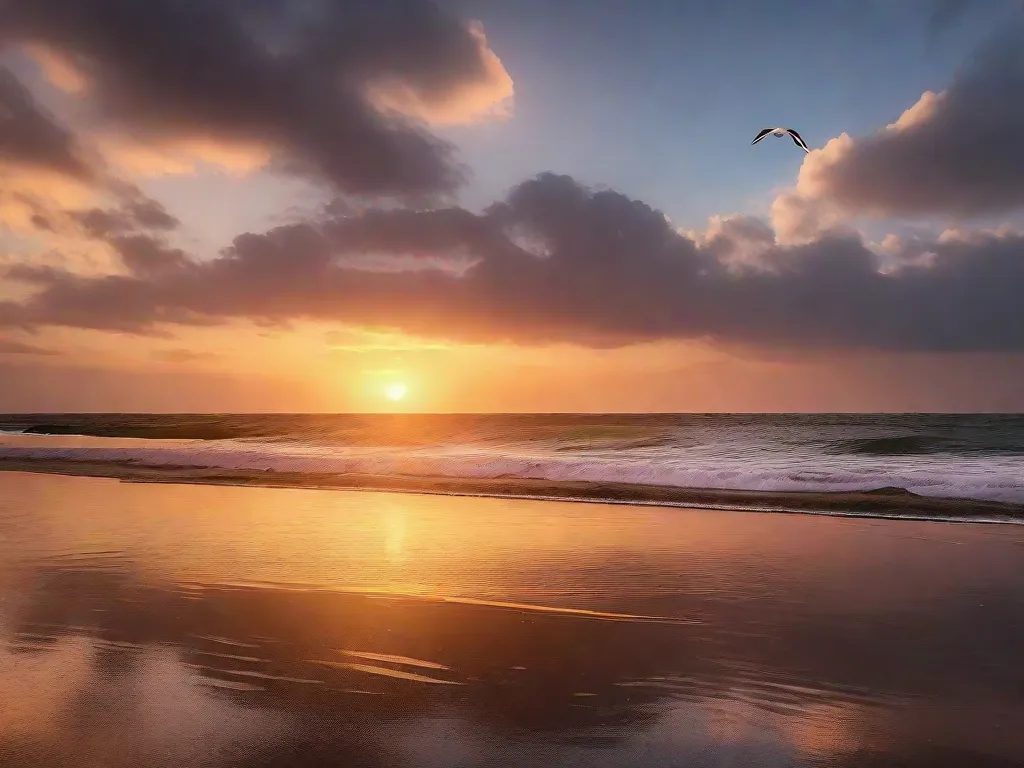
[752,127,810,153]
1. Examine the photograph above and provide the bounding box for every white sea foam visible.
[2,432,1024,504]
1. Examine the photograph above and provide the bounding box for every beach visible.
[2,470,1024,767]
[5,0,1024,764]
[2,457,1022,524]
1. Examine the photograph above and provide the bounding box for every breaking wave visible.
[1,435,1024,505]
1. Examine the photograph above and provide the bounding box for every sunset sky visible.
[2,0,1024,412]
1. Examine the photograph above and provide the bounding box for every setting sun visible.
[384,382,409,401]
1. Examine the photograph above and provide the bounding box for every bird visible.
[752,127,810,153]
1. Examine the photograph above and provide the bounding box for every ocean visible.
[3,420,1024,766]
[2,413,1024,513]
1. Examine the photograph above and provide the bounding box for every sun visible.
[384,382,409,402]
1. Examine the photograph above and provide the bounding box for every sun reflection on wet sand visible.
[2,471,1024,767]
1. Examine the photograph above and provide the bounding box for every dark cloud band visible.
[5,173,1024,352]
[2,0,509,198]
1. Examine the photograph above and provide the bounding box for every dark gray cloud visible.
[0,66,92,178]
[803,21,1024,217]
[71,198,180,239]
[109,236,191,277]
[2,0,511,198]
[4,172,1024,353]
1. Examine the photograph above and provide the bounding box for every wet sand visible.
[2,456,1022,523]
[2,471,1024,767]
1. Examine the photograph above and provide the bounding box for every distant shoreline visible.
[2,457,1022,525]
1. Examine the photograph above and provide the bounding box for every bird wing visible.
[751,128,774,145]
[785,129,810,152]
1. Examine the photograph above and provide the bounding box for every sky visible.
[2,0,1024,413]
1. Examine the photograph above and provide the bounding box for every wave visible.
[12,419,704,453]
[829,434,1024,457]
[831,435,956,456]
[2,435,1024,506]
[11,415,1024,458]
[1,451,1022,525]
[20,422,258,441]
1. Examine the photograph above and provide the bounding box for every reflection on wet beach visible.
[2,471,1024,767]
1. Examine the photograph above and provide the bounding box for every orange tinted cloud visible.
[23,43,90,94]
[0,162,178,277]
[0,166,97,230]
[884,90,945,133]
[20,41,271,180]
[97,134,271,177]
[365,22,515,125]
[0,61,177,279]
[770,188,842,245]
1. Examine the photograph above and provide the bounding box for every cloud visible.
[770,190,845,245]
[70,199,179,239]
[3,172,1024,353]
[364,20,514,126]
[2,4,1022,361]
[3,0,514,197]
[0,336,56,355]
[0,65,102,229]
[20,44,90,94]
[94,134,272,178]
[108,236,190,277]
[0,69,183,282]
[794,21,1024,218]
[0,62,182,266]
[0,66,93,180]
[4,186,185,278]
[151,348,218,364]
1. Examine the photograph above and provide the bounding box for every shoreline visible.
[2,457,1022,525]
